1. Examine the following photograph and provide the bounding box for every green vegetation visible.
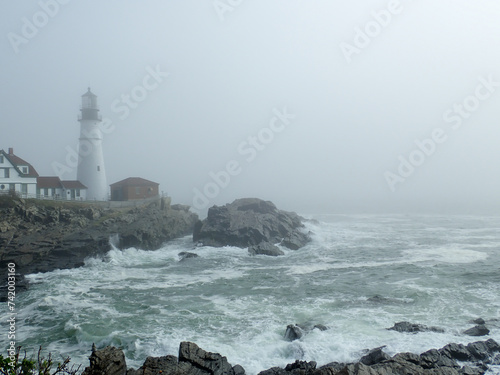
[0,347,80,375]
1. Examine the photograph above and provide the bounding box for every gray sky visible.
[2,0,500,216]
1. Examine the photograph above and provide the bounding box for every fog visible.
[2,0,500,216]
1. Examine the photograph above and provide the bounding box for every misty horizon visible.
[2,1,500,216]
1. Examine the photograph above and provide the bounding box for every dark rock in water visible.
[464,324,490,337]
[470,318,486,325]
[360,346,391,366]
[387,321,445,334]
[284,324,304,341]
[193,198,310,250]
[178,341,244,375]
[179,251,199,260]
[248,242,284,256]
[284,323,328,341]
[82,346,127,375]
[313,324,328,331]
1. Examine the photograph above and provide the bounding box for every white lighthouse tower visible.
[77,88,108,201]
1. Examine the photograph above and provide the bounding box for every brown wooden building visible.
[110,177,159,201]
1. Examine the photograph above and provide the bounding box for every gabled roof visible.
[110,177,159,187]
[61,180,87,189]
[0,149,39,177]
[37,176,63,189]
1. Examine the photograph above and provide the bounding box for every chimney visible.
[8,148,13,155]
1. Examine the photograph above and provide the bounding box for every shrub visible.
[0,347,80,375]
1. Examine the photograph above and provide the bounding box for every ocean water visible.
[5,214,500,374]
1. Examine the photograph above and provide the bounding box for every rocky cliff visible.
[193,198,311,251]
[0,196,198,277]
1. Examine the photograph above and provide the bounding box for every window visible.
[76,189,80,197]
[0,156,3,163]
[21,184,27,194]
[135,187,140,195]
[4,168,9,178]
[44,188,48,196]
[22,166,28,174]
[97,166,100,172]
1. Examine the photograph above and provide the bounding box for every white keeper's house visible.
[0,147,38,197]
[0,148,87,200]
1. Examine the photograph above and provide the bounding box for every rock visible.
[360,347,390,366]
[178,341,244,375]
[193,198,310,250]
[0,196,198,278]
[387,321,445,334]
[258,360,316,375]
[470,318,486,325]
[284,323,328,341]
[248,242,284,256]
[82,346,127,375]
[179,251,199,260]
[137,355,193,375]
[464,325,490,337]
[313,324,328,331]
[284,324,304,341]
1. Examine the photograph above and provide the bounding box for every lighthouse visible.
[77,88,108,201]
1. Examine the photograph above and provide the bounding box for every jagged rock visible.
[258,360,316,375]
[360,347,390,366]
[284,324,304,341]
[179,251,199,260]
[178,341,244,375]
[470,318,486,325]
[193,198,310,250]
[464,325,490,337]
[82,346,127,375]
[284,323,328,342]
[248,242,284,256]
[387,321,445,334]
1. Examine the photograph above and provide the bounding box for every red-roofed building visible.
[110,177,159,201]
[36,177,87,200]
[0,148,38,197]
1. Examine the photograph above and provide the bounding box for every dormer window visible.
[22,166,28,174]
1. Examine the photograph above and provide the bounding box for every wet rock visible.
[359,347,390,366]
[464,325,490,337]
[284,324,304,341]
[387,321,445,334]
[178,341,244,375]
[0,196,198,278]
[179,251,199,260]
[82,345,127,375]
[248,242,284,256]
[193,198,310,250]
[470,318,486,325]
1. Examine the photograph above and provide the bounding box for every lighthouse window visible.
[97,166,100,172]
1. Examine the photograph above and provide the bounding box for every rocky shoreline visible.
[81,337,500,375]
[0,195,198,296]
